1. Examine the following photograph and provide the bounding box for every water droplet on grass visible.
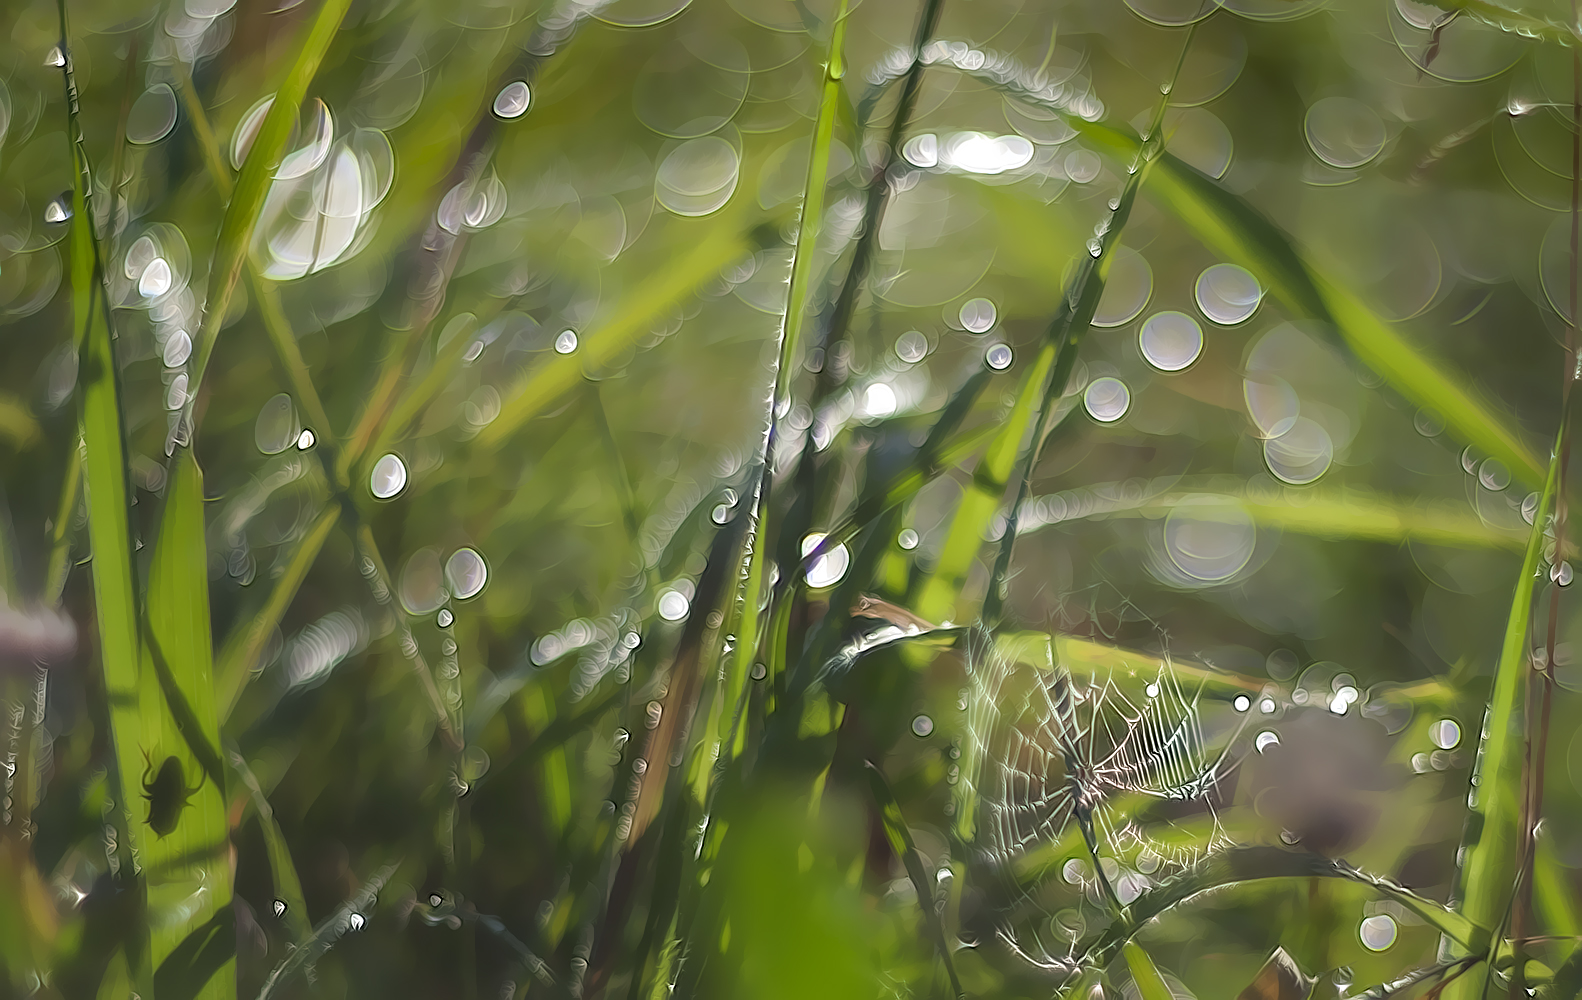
[959,297,996,333]
[895,330,927,362]
[1431,718,1460,749]
[800,532,850,589]
[446,548,488,599]
[1083,377,1129,422]
[985,343,1013,370]
[273,899,287,917]
[493,81,531,119]
[658,589,690,621]
[1477,458,1509,491]
[898,528,919,550]
[44,195,71,224]
[162,330,192,367]
[1359,914,1397,951]
[370,453,408,499]
[1554,561,1574,586]
[437,609,454,627]
[45,47,66,68]
[1234,695,1250,712]
[555,329,578,354]
[911,714,934,737]
[902,133,938,168]
[297,429,315,450]
[1414,409,1444,437]
[348,912,366,931]
[139,257,173,298]
[1255,731,1280,753]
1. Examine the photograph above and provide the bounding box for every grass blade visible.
[144,450,234,999]
[476,218,771,452]
[1076,845,1489,969]
[216,504,340,719]
[864,760,963,999]
[1123,941,1173,1000]
[180,0,355,444]
[725,0,853,757]
[54,6,155,988]
[1443,432,1561,997]
[228,751,312,944]
[254,861,397,1000]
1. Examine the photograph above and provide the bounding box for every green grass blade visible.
[1123,942,1173,1000]
[1019,480,1524,551]
[1444,431,1560,996]
[1067,119,1546,490]
[1077,845,1489,969]
[55,8,155,987]
[228,750,312,944]
[476,217,769,451]
[724,0,851,754]
[216,504,340,720]
[43,441,81,606]
[864,761,963,999]
[1426,0,1576,46]
[180,0,354,442]
[253,861,398,1000]
[144,450,234,1000]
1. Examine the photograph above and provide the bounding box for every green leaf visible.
[143,450,234,999]
[1066,118,1547,491]
[1123,941,1173,1000]
[229,751,312,945]
[1426,0,1576,47]
[864,761,964,999]
[1446,427,1561,990]
[1077,845,1490,969]
[182,0,355,437]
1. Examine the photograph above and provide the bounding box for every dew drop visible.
[1259,698,1276,714]
[1522,492,1539,524]
[1255,731,1280,753]
[1234,695,1250,712]
[1553,561,1574,587]
[1359,914,1397,952]
[297,429,316,450]
[1431,718,1460,750]
[273,899,287,917]
[863,382,897,418]
[1083,377,1130,422]
[555,330,578,354]
[911,714,934,737]
[959,297,996,333]
[162,330,192,368]
[658,589,690,621]
[445,547,488,600]
[751,662,767,680]
[437,608,454,628]
[139,258,173,298]
[895,330,928,363]
[985,343,1013,370]
[1477,458,1510,492]
[1195,264,1263,325]
[897,528,919,550]
[1061,858,1086,884]
[493,80,532,119]
[1413,409,1444,437]
[902,133,938,168]
[45,46,66,68]
[44,194,72,224]
[370,453,408,499]
[1138,311,1203,371]
[800,532,850,589]
[348,912,366,932]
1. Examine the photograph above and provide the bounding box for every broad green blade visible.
[1068,119,1546,490]
[144,450,234,999]
[1444,431,1560,998]
[476,216,767,451]
[181,0,355,438]
[215,504,340,719]
[1077,845,1490,968]
[1123,942,1173,1000]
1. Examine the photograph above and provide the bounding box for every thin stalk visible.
[724,0,852,758]
[982,29,1194,627]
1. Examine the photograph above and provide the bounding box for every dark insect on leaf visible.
[142,750,203,837]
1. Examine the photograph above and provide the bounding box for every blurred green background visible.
[2,0,1582,996]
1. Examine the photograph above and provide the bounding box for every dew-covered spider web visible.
[959,623,1249,972]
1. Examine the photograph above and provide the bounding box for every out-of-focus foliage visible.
[3,0,1582,997]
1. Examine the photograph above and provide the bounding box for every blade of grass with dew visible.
[1076,845,1489,970]
[228,750,312,944]
[1442,431,1561,1000]
[723,0,851,761]
[1060,118,1547,490]
[54,8,156,989]
[1426,0,1576,46]
[216,503,340,719]
[141,450,235,999]
[178,0,354,445]
[1016,481,1523,551]
[254,861,397,1000]
[476,215,774,452]
[864,761,963,999]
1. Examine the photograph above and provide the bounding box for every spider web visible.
[961,626,1245,972]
